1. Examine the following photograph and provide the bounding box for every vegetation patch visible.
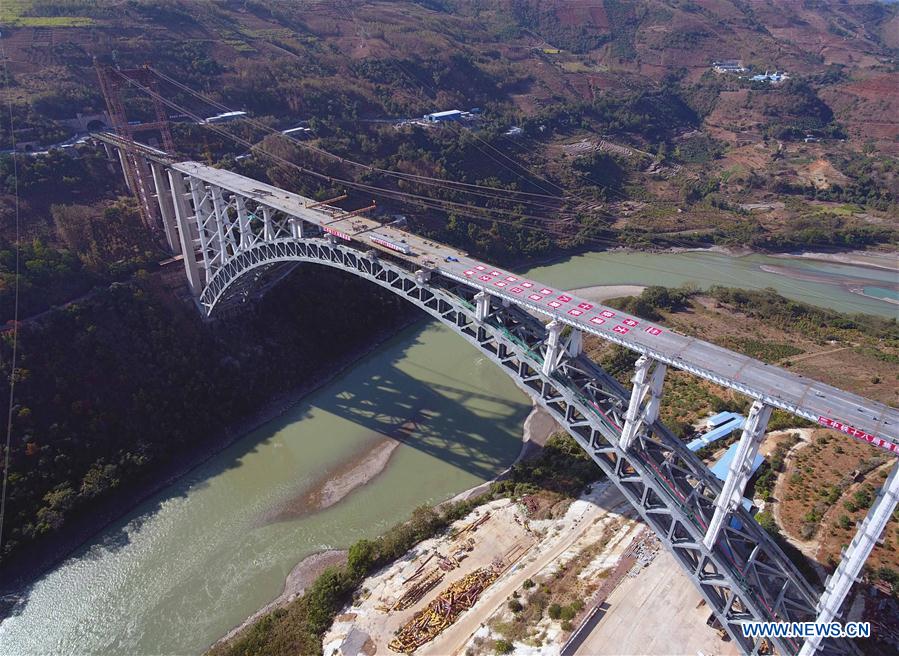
[209,500,484,656]
[719,337,804,364]
[778,431,898,580]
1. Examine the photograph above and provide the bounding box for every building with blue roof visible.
[687,415,745,452]
[711,441,765,481]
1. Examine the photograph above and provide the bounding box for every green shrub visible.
[755,511,780,537]
[548,603,562,620]
[494,639,514,654]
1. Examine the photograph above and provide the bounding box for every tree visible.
[347,539,378,579]
[754,511,779,537]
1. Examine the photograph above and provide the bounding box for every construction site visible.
[322,484,736,655]
[323,497,537,655]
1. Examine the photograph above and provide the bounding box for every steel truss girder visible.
[181,180,311,284]
[198,237,854,656]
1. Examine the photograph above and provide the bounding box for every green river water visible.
[1,250,895,655]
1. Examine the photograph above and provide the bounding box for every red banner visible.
[818,416,898,454]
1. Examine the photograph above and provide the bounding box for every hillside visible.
[1,0,896,259]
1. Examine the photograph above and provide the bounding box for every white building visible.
[423,110,463,123]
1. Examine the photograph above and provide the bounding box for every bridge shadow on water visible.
[292,345,530,483]
[2,321,535,608]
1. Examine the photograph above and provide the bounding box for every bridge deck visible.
[172,161,899,453]
[95,131,172,162]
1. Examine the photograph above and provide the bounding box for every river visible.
[525,250,898,317]
[0,250,895,655]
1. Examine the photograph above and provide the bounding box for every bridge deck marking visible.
[171,160,899,452]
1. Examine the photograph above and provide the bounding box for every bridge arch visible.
[93,143,893,656]
[200,236,835,656]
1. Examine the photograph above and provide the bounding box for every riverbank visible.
[569,283,646,303]
[213,549,349,649]
[1,312,424,594]
[770,248,899,271]
[759,262,899,306]
[447,403,559,505]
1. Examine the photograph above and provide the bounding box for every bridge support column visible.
[289,218,302,240]
[210,185,237,257]
[799,458,899,656]
[150,161,180,254]
[566,327,582,358]
[541,320,563,377]
[116,149,132,191]
[703,400,772,549]
[167,170,202,296]
[263,207,274,241]
[475,291,491,322]
[235,195,251,251]
[619,355,666,451]
[541,321,583,376]
[187,176,215,283]
[415,269,431,286]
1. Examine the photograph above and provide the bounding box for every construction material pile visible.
[392,570,445,611]
[455,511,491,537]
[626,532,660,577]
[388,567,500,653]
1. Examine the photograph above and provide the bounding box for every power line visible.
[114,70,589,228]
[0,27,22,558]
[117,71,890,314]
[151,68,571,206]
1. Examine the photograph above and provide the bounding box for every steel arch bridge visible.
[96,133,898,656]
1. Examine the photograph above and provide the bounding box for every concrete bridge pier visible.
[619,355,666,451]
[541,320,563,376]
[475,291,491,322]
[116,148,132,191]
[703,400,772,549]
[167,169,202,297]
[541,320,583,377]
[150,161,180,254]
